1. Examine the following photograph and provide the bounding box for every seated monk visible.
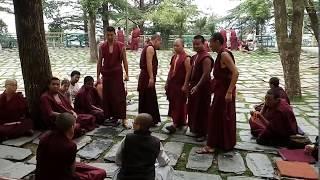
[40,77,96,137]
[60,79,72,104]
[74,76,105,124]
[115,113,170,180]
[35,113,106,180]
[249,88,298,146]
[0,79,33,141]
[254,77,290,112]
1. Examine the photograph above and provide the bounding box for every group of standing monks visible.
[0,25,316,180]
[164,33,239,153]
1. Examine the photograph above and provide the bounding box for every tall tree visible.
[81,0,103,62]
[13,0,52,129]
[273,0,304,98]
[194,17,207,34]
[304,0,319,44]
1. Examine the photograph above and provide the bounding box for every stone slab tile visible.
[170,134,206,145]
[74,136,92,150]
[77,139,113,160]
[239,130,256,143]
[218,151,246,174]
[0,145,32,161]
[174,170,222,180]
[2,131,41,147]
[86,126,124,138]
[237,122,250,130]
[246,153,274,178]
[0,162,36,179]
[227,176,263,180]
[186,147,214,171]
[104,140,123,162]
[164,142,184,166]
[0,159,14,171]
[235,142,278,154]
[88,163,119,178]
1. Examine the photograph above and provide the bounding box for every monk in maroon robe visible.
[165,39,191,133]
[117,27,125,44]
[187,35,213,142]
[138,34,162,125]
[40,77,96,137]
[74,76,105,124]
[230,28,238,50]
[0,79,33,140]
[36,113,106,180]
[97,26,129,127]
[249,89,298,146]
[198,32,239,153]
[131,27,141,50]
[220,28,227,49]
[254,77,290,112]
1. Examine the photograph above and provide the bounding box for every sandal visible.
[196,146,214,154]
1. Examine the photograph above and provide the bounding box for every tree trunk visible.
[102,2,109,36]
[13,0,52,129]
[273,0,304,98]
[304,0,319,44]
[83,9,89,47]
[88,12,98,62]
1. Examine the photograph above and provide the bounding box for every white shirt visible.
[69,83,80,103]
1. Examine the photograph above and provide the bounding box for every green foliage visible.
[194,17,207,34]
[80,0,104,14]
[148,0,198,34]
[0,0,13,14]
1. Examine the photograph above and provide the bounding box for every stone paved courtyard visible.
[0,48,318,179]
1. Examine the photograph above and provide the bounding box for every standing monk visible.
[117,27,125,44]
[69,71,81,104]
[165,39,191,133]
[138,34,162,126]
[40,77,96,137]
[97,26,129,128]
[0,79,33,140]
[220,28,227,49]
[230,28,238,50]
[198,32,239,153]
[131,26,141,50]
[187,35,213,142]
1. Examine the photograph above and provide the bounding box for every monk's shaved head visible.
[5,79,17,86]
[174,38,184,47]
[151,34,161,41]
[134,113,153,131]
[55,113,76,133]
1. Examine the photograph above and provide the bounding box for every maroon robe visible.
[100,41,126,119]
[230,30,238,50]
[36,131,106,180]
[220,29,227,49]
[74,85,105,124]
[254,86,290,112]
[131,28,140,50]
[207,49,236,151]
[166,51,189,127]
[117,30,125,44]
[0,92,33,139]
[40,91,96,134]
[249,99,298,146]
[187,50,213,137]
[138,44,161,124]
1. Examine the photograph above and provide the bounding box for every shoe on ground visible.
[165,125,176,134]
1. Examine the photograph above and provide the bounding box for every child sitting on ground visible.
[115,113,171,180]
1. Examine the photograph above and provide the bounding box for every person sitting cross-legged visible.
[35,112,106,180]
[115,113,171,180]
[0,79,33,141]
[74,76,105,124]
[40,77,96,138]
[249,88,298,146]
